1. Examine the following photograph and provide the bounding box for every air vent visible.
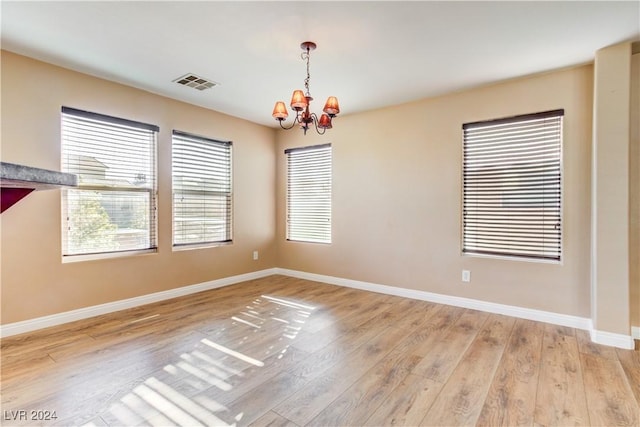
[173,73,218,91]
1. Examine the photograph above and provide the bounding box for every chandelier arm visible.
[309,113,327,135]
[278,114,299,130]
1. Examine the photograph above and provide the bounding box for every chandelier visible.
[272,41,340,135]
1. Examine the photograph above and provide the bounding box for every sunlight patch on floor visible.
[95,292,318,426]
[175,360,233,391]
[190,350,245,377]
[180,353,233,380]
[261,295,316,311]
[201,338,265,367]
[231,316,261,329]
[127,314,160,324]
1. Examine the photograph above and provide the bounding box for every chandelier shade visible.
[318,114,332,129]
[323,96,340,116]
[290,90,308,111]
[272,41,339,135]
[272,102,288,119]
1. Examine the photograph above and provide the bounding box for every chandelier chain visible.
[302,47,311,96]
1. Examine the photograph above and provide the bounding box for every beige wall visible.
[276,65,594,317]
[3,48,636,335]
[1,51,277,324]
[591,42,632,335]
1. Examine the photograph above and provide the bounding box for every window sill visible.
[62,248,157,263]
[286,239,332,245]
[461,251,562,265]
[172,241,233,252]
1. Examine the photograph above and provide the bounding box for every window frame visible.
[61,107,158,260]
[461,109,564,262]
[171,130,233,248]
[285,143,332,244]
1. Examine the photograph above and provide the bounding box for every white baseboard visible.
[2,266,635,350]
[0,268,278,338]
[274,268,636,349]
[275,268,591,330]
[590,328,635,349]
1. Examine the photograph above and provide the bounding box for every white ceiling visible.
[2,1,639,128]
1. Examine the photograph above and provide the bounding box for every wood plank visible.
[398,305,465,356]
[292,298,443,355]
[189,344,310,406]
[2,330,209,408]
[285,316,395,383]
[221,371,308,427]
[0,352,56,383]
[367,296,428,326]
[273,326,410,426]
[1,330,96,360]
[575,328,619,360]
[98,348,300,427]
[298,289,390,334]
[364,373,443,427]
[385,298,441,330]
[411,309,488,382]
[2,349,180,422]
[420,314,515,426]
[580,352,639,426]
[616,347,640,406]
[306,350,422,426]
[286,328,341,354]
[533,324,590,426]
[290,295,393,354]
[249,411,298,427]
[476,318,544,426]
[545,323,575,338]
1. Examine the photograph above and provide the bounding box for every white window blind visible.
[172,130,232,246]
[462,109,563,261]
[61,107,158,257]
[286,144,332,244]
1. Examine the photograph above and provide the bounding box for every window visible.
[172,130,232,246]
[462,109,563,261]
[286,144,332,243]
[61,107,158,257]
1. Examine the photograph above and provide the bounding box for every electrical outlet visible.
[253,250,259,261]
[462,270,471,282]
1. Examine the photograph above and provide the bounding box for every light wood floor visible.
[1,275,639,427]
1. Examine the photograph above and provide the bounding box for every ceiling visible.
[2,1,639,128]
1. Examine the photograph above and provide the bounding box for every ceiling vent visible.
[173,73,218,91]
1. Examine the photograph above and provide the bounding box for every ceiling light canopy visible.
[272,41,340,135]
